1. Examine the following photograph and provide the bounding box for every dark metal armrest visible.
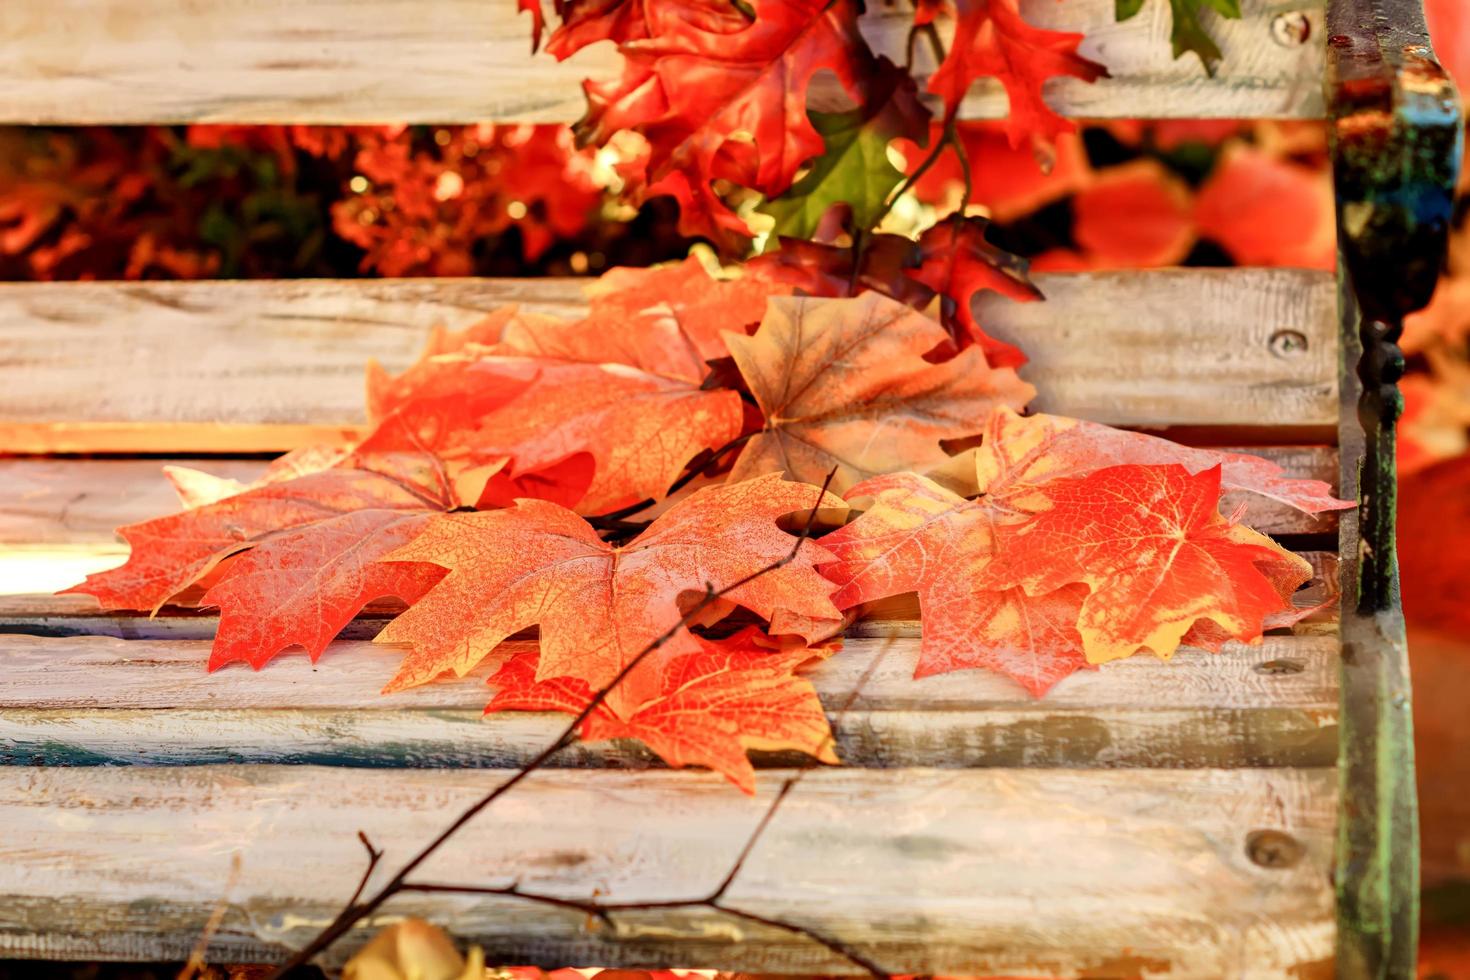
[1326,1,1462,975]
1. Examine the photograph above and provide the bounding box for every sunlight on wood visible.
[0,547,124,596]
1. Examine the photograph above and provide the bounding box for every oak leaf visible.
[487,628,839,793]
[758,59,931,242]
[920,0,1108,146]
[725,292,1034,494]
[374,474,845,717]
[906,216,1042,367]
[575,0,873,244]
[1117,0,1241,76]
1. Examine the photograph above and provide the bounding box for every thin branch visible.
[594,432,755,526]
[397,634,902,980]
[267,469,839,979]
[345,832,384,912]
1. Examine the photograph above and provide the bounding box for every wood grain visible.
[0,0,1325,125]
[0,632,1340,769]
[0,765,1336,974]
[0,447,1344,544]
[0,269,1339,453]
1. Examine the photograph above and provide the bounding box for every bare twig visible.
[593,432,755,527]
[398,635,901,980]
[344,832,384,911]
[178,852,242,980]
[267,470,840,979]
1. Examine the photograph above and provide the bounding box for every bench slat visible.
[0,764,1336,974]
[0,269,1339,454]
[0,449,1343,543]
[0,632,1339,769]
[0,0,1324,125]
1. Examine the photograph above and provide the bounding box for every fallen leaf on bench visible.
[488,627,839,793]
[726,291,1033,494]
[376,474,845,719]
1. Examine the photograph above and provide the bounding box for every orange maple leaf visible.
[487,627,839,793]
[979,464,1304,663]
[725,292,1034,494]
[820,472,1092,695]
[455,355,744,514]
[375,474,845,717]
[960,406,1354,520]
[581,256,787,365]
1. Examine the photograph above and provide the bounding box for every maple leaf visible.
[578,256,787,366]
[758,59,931,241]
[487,628,839,793]
[978,464,1300,663]
[455,355,744,514]
[543,0,753,61]
[202,510,445,671]
[1117,0,1241,77]
[576,0,874,245]
[907,215,1042,367]
[374,474,845,717]
[961,406,1354,520]
[920,0,1108,147]
[819,471,1093,695]
[725,292,1034,494]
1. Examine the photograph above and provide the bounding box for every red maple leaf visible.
[978,464,1300,663]
[820,471,1093,696]
[487,627,838,793]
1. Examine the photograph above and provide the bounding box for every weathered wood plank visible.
[0,632,1339,769]
[0,448,1344,544]
[0,0,1324,125]
[0,270,1340,453]
[0,764,1337,974]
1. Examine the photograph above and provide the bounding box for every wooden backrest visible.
[0,1,1461,976]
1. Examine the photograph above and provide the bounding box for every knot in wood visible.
[1245,829,1305,869]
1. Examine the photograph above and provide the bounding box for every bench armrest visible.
[1326,0,1462,973]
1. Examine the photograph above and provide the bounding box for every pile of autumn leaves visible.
[66,260,1350,792]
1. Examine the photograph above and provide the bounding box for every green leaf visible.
[758,60,930,240]
[1117,0,1243,76]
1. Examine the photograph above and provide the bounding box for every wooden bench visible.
[0,0,1459,976]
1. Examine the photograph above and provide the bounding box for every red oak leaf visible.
[576,0,873,244]
[726,292,1034,493]
[487,627,838,793]
[819,471,1092,695]
[907,215,1043,367]
[921,0,1108,146]
[979,464,1301,663]
[375,474,845,717]
[544,0,752,61]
